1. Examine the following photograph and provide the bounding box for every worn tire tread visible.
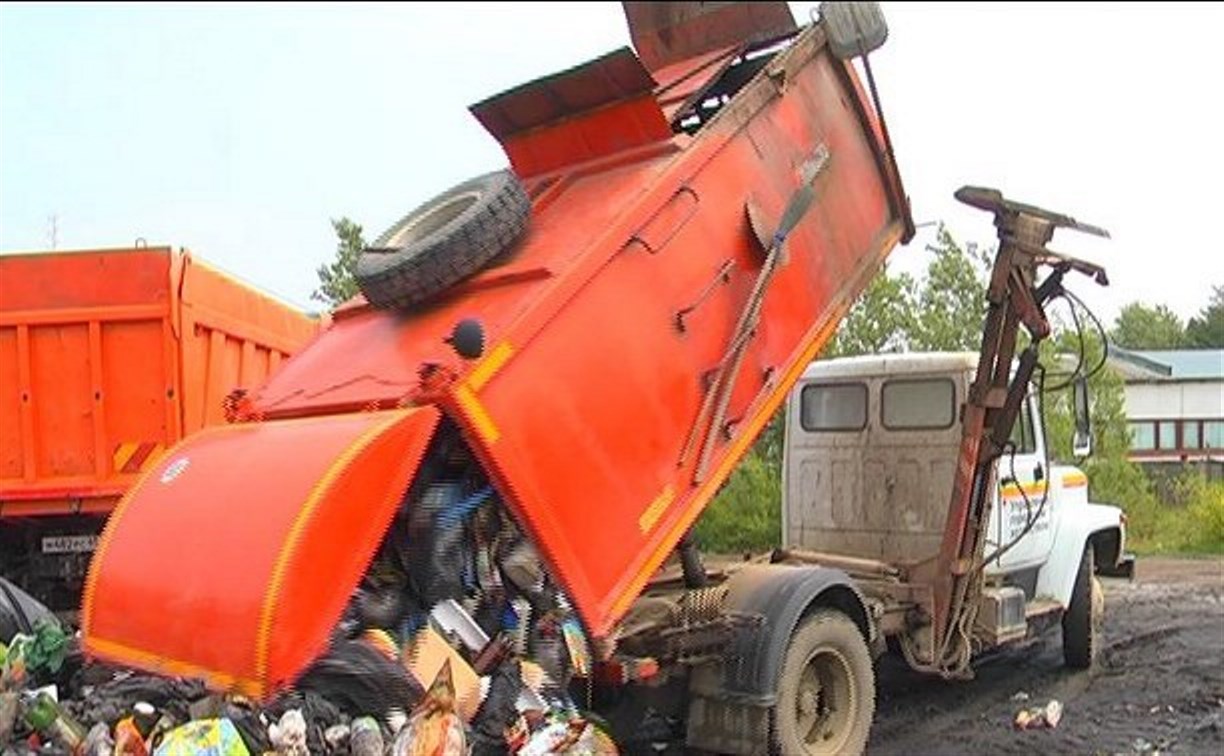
[1063,544,1099,669]
[771,608,875,756]
[356,170,529,310]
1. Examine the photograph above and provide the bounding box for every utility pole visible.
[46,214,59,250]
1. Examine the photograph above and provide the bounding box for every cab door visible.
[989,393,1056,573]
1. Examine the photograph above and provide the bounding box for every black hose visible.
[678,532,709,589]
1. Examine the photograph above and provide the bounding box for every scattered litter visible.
[0,691,18,747]
[113,713,151,755]
[405,628,483,722]
[323,723,350,750]
[1014,699,1063,730]
[23,689,88,750]
[295,637,423,719]
[349,717,384,756]
[152,718,250,756]
[1010,690,1030,702]
[470,659,524,752]
[83,720,116,755]
[267,709,308,755]
[394,659,466,756]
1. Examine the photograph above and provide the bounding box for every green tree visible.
[313,217,365,307]
[1109,302,1187,350]
[693,453,781,553]
[1037,316,1167,546]
[824,267,916,357]
[1185,285,1224,348]
[909,226,990,351]
[1040,329,1132,462]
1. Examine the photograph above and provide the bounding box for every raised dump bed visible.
[82,1,911,704]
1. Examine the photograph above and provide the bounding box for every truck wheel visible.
[356,169,530,310]
[1062,544,1103,669]
[772,609,875,756]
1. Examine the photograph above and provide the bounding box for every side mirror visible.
[1072,376,1093,459]
[820,2,889,60]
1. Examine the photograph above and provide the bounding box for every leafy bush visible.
[693,452,781,554]
[1180,469,1224,553]
[1099,463,1224,555]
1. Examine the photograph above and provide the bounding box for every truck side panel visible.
[177,256,321,433]
[0,248,319,515]
[0,250,176,513]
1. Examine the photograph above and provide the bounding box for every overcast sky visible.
[2,2,1221,326]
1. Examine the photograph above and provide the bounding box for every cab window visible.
[881,378,955,430]
[801,382,867,431]
[1009,399,1038,454]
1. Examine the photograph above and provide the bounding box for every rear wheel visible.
[772,609,875,755]
[1062,544,1102,668]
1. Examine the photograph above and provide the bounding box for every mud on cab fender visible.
[685,564,875,754]
[1035,502,1126,608]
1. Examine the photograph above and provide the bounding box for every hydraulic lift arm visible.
[923,186,1110,675]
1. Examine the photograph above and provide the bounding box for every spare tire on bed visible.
[356,169,530,310]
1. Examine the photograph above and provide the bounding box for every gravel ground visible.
[868,557,1224,755]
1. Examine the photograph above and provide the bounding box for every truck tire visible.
[1062,544,1103,669]
[772,609,875,756]
[356,169,530,310]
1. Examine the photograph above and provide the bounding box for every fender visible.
[1035,501,1124,607]
[707,564,872,701]
[685,564,872,754]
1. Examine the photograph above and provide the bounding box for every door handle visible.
[1033,463,1044,482]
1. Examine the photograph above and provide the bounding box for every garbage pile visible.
[0,425,621,754]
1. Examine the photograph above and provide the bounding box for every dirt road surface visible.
[868,557,1224,755]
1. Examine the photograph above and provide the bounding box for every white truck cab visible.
[784,352,1133,661]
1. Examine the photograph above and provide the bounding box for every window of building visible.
[801,383,867,431]
[1206,420,1224,449]
[1157,420,1178,450]
[881,378,956,430]
[1183,421,1201,450]
[1129,422,1156,451]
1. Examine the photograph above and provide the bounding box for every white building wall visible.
[1125,381,1224,420]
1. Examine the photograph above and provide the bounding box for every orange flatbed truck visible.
[0,246,320,609]
[79,4,1127,754]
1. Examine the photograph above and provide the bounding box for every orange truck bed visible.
[0,247,319,601]
[83,5,911,698]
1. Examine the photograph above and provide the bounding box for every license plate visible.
[40,535,99,554]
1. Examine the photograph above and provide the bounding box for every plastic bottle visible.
[22,691,87,753]
[349,716,384,756]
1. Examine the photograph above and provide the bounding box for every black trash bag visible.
[59,672,208,727]
[0,576,57,645]
[262,690,342,755]
[222,700,273,755]
[352,584,408,632]
[294,638,423,720]
[469,658,524,755]
[527,611,573,694]
[472,588,508,643]
[404,482,490,607]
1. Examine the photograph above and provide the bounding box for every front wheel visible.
[772,609,875,755]
[1062,544,1103,668]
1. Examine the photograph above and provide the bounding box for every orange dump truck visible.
[0,246,320,608]
[82,3,924,753]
